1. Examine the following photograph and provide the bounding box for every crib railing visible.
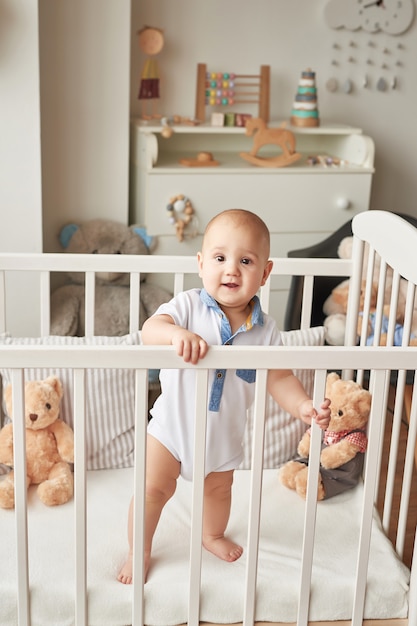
[0,252,352,336]
[1,209,417,626]
[0,344,416,626]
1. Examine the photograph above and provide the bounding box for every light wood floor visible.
[376,396,417,569]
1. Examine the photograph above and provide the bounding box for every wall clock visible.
[324,0,415,35]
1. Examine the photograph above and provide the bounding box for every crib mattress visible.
[0,468,410,626]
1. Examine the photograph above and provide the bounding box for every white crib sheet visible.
[0,468,410,626]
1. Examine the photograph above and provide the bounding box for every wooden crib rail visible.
[0,252,352,337]
[345,212,417,564]
[1,344,417,626]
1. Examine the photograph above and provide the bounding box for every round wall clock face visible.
[324,0,415,35]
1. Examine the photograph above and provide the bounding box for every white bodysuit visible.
[147,288,282,480]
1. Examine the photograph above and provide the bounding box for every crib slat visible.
[129,273,141,333]
[369,369,390,505]
[243,368,268,626]
[409,534,417,624]
[84,271,95,337]
[352,369,387,626]
[132,369,149,626]
[174,272,185,296]
[386,270,401,346]
[300,275,314,330]
[0,269,6,334]
[73,369,87,626]
[372,259,388,347]
[12,369,30,626]
[40,271,50,336]
[188,368,209,626]
[396,375,417,558]
[297,369,326,626]
[382,368,407,532]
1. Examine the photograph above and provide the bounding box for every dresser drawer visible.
[145,170,371,236]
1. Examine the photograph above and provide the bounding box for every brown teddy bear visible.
[279,372,371,500]
[0,376,74,508]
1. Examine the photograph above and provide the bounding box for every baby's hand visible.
[171,328,208,364]
[299,398,331,430]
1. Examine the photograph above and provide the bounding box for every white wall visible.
[131,0,417,218]
[39,0,131,252]
[0,0,42,253]
[0,1,43,335]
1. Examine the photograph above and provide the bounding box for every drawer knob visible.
[336,197,351,211]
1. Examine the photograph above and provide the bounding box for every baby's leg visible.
[202,469,243,562]
[117,434,180,584]
[117,496,134,584]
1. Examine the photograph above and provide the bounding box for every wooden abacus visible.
[195,63,270,123]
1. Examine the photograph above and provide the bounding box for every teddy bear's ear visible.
[45,376,64,400]
[358,389,372,415]
[59,224,79,249]
[131,226,154,250]
[325,372,340,396]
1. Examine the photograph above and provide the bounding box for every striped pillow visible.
[240,326,325,469]
[0,332,142,470]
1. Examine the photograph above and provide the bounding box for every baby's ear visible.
[261,259,274,286]
[197,251,203,277]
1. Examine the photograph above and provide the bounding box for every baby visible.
[117,208,330,584]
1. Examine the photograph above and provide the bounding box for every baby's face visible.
[197,215,272,311]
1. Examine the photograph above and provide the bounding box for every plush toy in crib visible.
[279,372,371,500]
[0,376,74,508]
[323,236,417,346]
[357,304,417,346]
[323,236,378,345]
[50,219,172,336]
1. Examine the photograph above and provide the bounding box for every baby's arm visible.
[141,313,208,364]
[267,369,330,429]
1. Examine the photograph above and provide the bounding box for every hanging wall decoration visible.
[166,195,198,242]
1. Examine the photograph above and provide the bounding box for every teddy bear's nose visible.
[29,413,38,422]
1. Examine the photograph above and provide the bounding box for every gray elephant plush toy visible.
[50,219,172,337]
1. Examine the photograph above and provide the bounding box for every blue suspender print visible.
[199,289,264,411]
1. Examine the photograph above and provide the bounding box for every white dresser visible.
[129,120,375,325]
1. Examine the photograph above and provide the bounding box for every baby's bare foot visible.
[203,536,243,562]
[117,552,133,585]
[117,551,151,584]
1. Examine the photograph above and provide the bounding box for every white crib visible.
[0,210,416,626]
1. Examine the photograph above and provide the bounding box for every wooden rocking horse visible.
[240,117,301,168]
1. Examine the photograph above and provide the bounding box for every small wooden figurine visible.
[240,118,301,168]
[137,26,164,120]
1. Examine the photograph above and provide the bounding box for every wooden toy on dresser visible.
[195,63,270,123]
[291,68,320,127]
[240,118,301,168]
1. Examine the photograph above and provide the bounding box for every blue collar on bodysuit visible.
[200,289,264,411]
